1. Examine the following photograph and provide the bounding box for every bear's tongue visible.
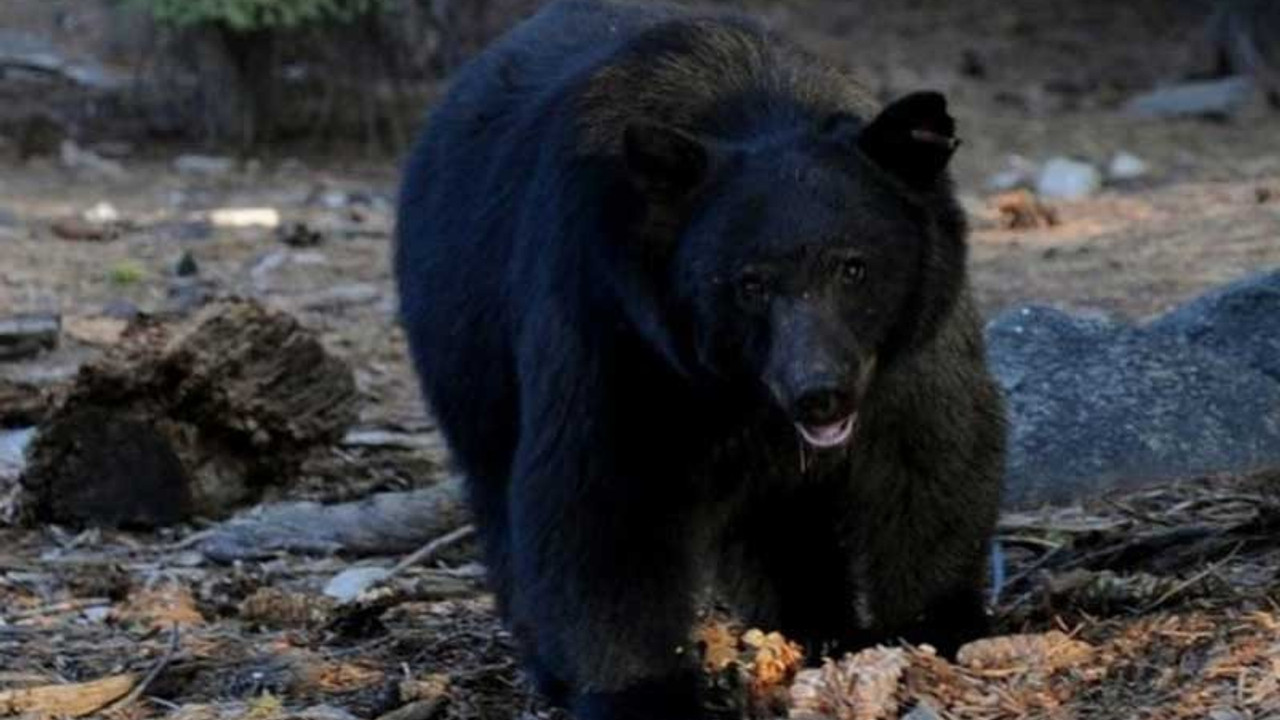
[796,414,856,449]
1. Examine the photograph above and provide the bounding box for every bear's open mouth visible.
[796,413,857,449]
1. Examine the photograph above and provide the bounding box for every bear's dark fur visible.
[395,1,1006,718]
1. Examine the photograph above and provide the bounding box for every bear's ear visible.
[623,122,710,198]
[856,91,959,189]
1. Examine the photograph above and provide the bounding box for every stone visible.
[83,201,121,225]
[1035,157,1101,201]
[986,154,1038,192]
[0,427,35,483]
[1107,152,1148,182]
[1149,270,1280,382]
[322,566,391,602]
[1123,76,1255,119]
[988,303,1280,508]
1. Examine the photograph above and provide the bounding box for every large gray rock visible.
[988,299,1280,509]
[1148,270,1280,382]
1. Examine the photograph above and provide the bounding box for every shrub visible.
[126,0,389,32]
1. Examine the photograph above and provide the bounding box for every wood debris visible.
[992,189,1060,229]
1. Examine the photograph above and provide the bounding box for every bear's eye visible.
[736,271,770,306]
[839,257,867,284]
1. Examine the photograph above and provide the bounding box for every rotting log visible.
[20,299,360,528]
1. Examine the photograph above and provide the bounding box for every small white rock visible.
[1036,157,1101,201]
[1107,152,1148,182]
[0,427,36,483]
[323,566,391,602]
[82,605,112,623]
[209,206,281,229]
[986,154,1038,192]
[320,190,348,209]
[83,201,120,225]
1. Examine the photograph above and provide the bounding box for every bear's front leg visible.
[507,446,704,720]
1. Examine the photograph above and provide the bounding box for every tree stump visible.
[21,300,360,528]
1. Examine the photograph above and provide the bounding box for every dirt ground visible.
[2,0,1280,719]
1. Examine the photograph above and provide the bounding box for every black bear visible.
[395,1,1006,718]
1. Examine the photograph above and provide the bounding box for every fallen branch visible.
[388,524,476,578]
[8,597,111,623]
[198,477,469,561]
[0,674,137,718]
[100,624,181,715]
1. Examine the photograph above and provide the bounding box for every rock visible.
[1148,270,1280,382]
[173,154,235,176]
[0,207,19,227]
[0,427,35,483]
[1107,152,1148,182]
[323,566,391,602]
[51,217,118,242]
[989,304,1280,509]
[1123,76,1255,119]
[0,314,60,360]
[986,154,1038,192]
[59,140,127,180]
[1035,157,1101,201]
[83,201,121,225]
[317,190,349,209]
[209,207,281,229]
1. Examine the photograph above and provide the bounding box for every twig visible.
[9,597,111,622]
[996,534,1064,551]
[1102,498,1174,527]
[387,524,476,579]
[1137,542,1244,614]
[995,546,1065,610]
[375,696,447,720]
[98,624,181,715]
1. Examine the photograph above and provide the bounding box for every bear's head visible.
[621,92,966,450]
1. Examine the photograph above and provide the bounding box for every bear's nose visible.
[793,387,853,426]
